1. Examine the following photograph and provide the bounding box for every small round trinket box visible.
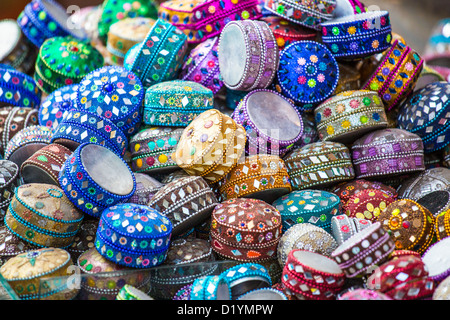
[0,19,38,74]
[0,65,41,109]
[172,109,246,184]
[190,275,231,301]
[351,128,425,180]
[331,214,372,245]
[127,173,163,206]
[34,36,104,95]
[314,90,388,144]
[4,125,53,167]
[396,167,450,200]
[38,84,79,131]
[50,109,128,156]
[127,18,188,88]
[277,40,339,106]
[321,11,392,60]
[281,249,345,300]
[117,284,154,300]
[59,143,136,218]
[397,81,450,153]
[106,17,156,66]
[330,179,397,212]
[76,65,144,137]
[277,223,338,267]
[284,141,355,190]
[218,154,292,202]
[210,198,282,263]
[179,37,223,94]
[130,127,183,174]
[97,0,158,43]
[77,247,150,300]
[435,209,450,241]
[0,107,39,157]
[381,277,436,300]
[231,89,303,156]
[264,0,337,31]
[17,0,88,48]
[367,254,429,293]
[422,236,450,282]
[345,189,396,222]
[273,189,341,233]
[220,262,272,299]
[0,226,38,268]
[416,190,450,217]
[261,16,317,51]
[0,247,78,300]
[159,0,262,44]
[143,80,214,127]
[95,203,172,268]
[362,39,424,111]
[0,160,20,223]
[377,199,435,254]
[331,222,395,278]
[148,176,218,237]
[4,183,84,248]
[218,20,279,91]
[20,143,73,186]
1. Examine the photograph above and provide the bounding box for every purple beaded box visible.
[179,37,223,95]
[351,128,425,180]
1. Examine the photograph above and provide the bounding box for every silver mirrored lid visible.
[218,23,247,87]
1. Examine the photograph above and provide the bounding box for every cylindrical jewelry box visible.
[148,176,218,237]
[97,0,158,44]
[76,65,144,137]
[218,154,292,202]
[50,109,128,157]
[396,167,450,200]
[273,189,341,233]
[179,37,223,95]
[4,125,53,167]
[321,11,392,60]
[351,128,426,180]
[383,277,435,300]
[0,19,38,74]
[433,275,450,300]
[397,81,450,153]
[218,20,279,91]
[190,275,232,300]
[4,183,84,248]
[143,80,214,127]
[127,173,164,206]
[0,65,41,109]
[210,198,282,263]
[314,90,388,144]
[171,109,246,185]
[263,0,337,31]
[331,214,372,245]
[34,36,104,95]
[277,223,338,267]
[20,143,73,186]
[231,89,304,156]
[345,189,396,222]
[331,222,395,278]
[0,247,78,300]
[416,190,450,218]
[0,160,20,224]
[0,226,38,268]
[362,39,424,111]
[129,127,183,175]
[276,40,339,107]
[281,249,346,300]
[158,0,262,44]
[284,141,355,190]
[106,17,156,66]
[435,209,450,241]
[95,203,172,268]
[377,199,435,254]
[38,84,79,131]
[126,18,188,89]
[423,238,450,283]
[77,247,151,300]
[261,16,317,51]
[59,143,136,218]
[329,178,398,212]
[0,107,39,158]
